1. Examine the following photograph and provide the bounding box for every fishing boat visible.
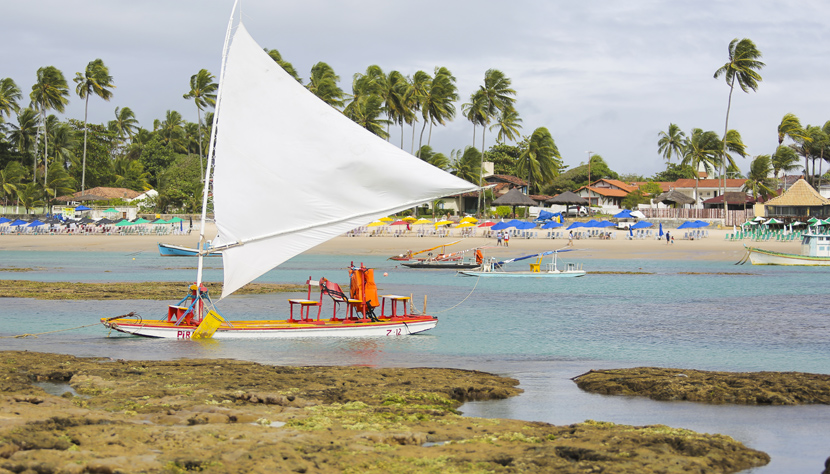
[458,250,586,277]
[742,233,830,265]
[158,242,221,257]
[400,247,483,269]
[389,240,460,261]
[101,4,477,339]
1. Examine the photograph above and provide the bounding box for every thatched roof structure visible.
[546,191,589,205]
[656,189,695,205]
[492,188,537,206]
[55,187,142,202]
[764,179,829,206]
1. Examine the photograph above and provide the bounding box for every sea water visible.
[1,250,828,473]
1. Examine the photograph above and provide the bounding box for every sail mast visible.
[196,0,238,288]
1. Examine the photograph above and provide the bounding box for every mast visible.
[196,0,238,290]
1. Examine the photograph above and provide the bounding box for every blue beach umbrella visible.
[541,221,563,229]
[614,209,634,219]
[630,221,653,229]
[514,221,537,230]
[597,220,616,227]
[629,227,633,238]
[27,220,46,227]
[0,217,10,224]
[658,223,664,237]
[9,219,28,226]
[566,222,584,230]
[75,205,91,211]
[491,221,513,231]
[677,221,695,229]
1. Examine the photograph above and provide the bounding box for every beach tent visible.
[630,221,653,229]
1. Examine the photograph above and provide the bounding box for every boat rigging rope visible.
[735,250,750,265]
[409,275,481,315]
[0,312,137,339]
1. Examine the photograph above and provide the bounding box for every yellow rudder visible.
[192,311,225,339]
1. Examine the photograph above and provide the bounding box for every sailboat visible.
[388,240,461,261]
[400,247,484,269]
[101,4,477,339]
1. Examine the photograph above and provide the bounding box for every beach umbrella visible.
[693,220,711,227]
[455,222,475,228]
[477,221,495,227]
[114,219,133,227]
[169,217,184,223]
[630,221,652,229]
[460,216,478,224]
[566,222,584,230]
[753,216,767,222]
[658,223,664,237]
[379,217,394,222]
[132,218,150,224]
[434,219,453,227]
[96,218,114,225]
[807,217,820,224]
[535,210,555,222]
[151,218,169,224]
[413,218,432,225]
[597,220,615,228]
[629,227,633,238]
[677,221,695,229]
[792,221,805,226]
[490,221,513,230]
[514,221,537,230]
[541,221,563,229]
[74,205,91,211]
[27,220,46,227]
[103,208,119,214]
[9,219,28,226]
[0,217,11,225]
[613,209,633,219]
[583,219,602,228]
[367,220,386,227]
[765,218,783,225]
[630,210,646,219]
[402,216,417,222]
[390,220,408,225]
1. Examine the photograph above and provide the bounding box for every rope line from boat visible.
[0,312,138,339]
[410,275,481,315]
[735,249,750,265]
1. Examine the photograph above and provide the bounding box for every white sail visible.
[212,23,478,299]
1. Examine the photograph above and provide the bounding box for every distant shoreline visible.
[0,223,801,262]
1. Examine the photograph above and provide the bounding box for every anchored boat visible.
[458,250,586,277]
[743,233,830,265]
[101,4,477,339]
[158,242,221,257]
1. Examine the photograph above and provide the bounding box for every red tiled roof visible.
[56,187,142,201]
[486,174,527,186]
[585,186,629,198]
[672,179,747,188]
[631,181,674,192]
[594,179,637,193]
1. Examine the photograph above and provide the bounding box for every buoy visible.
[132,258,136,260]
[383,272,388,277]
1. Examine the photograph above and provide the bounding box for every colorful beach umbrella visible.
[413,218,432,225]
[402,216,417,222]
[455,222,475,228]
[478,221,495,227]
[390,220,408,225]
[367,221,386,227]
[434,219,453,227]
[379,217,394,222]
[541,221,562,229]
[460,216,478,223]
[103,208,119,213]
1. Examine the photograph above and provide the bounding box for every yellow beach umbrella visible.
[434,219,453,227]
[402,216,417,222]
[379,217,394,222]
[367,220,387,227]
[455,222,475,228]
[460,216,478,224]
[413,218,432,225]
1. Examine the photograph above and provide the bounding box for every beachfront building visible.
[762,178,830,218]
[668,178,748,208]
[574,179,638,211]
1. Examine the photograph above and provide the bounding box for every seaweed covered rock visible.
[573,367,830,405]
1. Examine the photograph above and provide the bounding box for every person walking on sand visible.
[496,231,503,246]
[504,232,510,247]
[568,230,574,247]
[665,231,670,244]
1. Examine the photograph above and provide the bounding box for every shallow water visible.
[1,250,828,473]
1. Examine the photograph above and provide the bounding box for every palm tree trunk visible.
[418,121,428,156]
[721,76,736,218]
[81,95,90,194]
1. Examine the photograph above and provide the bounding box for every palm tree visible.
[516,127,562,194]
[30,65,70,184]
[742,155,776,204]
[422,67,458,148]
[450,146,481,184]
[415,145,450,170]
[461,90,487,148]
[306,62,345,108]
[264,49,301,82]
[657,123,685,164]
[344,95,389,138]
[490,108,523,144]
[713,38,764,216]
[108,106,139,153]
[0,77,22,123]
[43,163,74,210]
[113,156,151,191]
[778,113,808,146]
[16,182,43,214]
[771,144,800,185]
[48,121,77,171]
[385,70,412,149]
[7,108,39,160]
[154,110,187,152]
[183,69,217,183]
[721,129,748,176]
[74,59,114,193]
[680,128,722,207]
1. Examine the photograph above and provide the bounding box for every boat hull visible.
[458,270,586,277]
[747,247,830,266]
[102,316,438,339]
[158,243,221,257]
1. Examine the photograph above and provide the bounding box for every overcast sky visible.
[4,0,829,177]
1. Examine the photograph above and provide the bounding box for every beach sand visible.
[0,223,801,262]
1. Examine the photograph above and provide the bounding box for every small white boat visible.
[101,4,477,339]
[744,233,830,265]
[158,242,221,257]
[458,250,586,277]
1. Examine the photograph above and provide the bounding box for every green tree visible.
[770,144,800,182]
[0,78,22,123]
[485,142,524,176]
[516,127,561,194]
[777,113,808,146]
[490,108,523,145]
[450,146,481,184]
[7,108,39,163]
[48,121,77,171]
[157,153,203,213]
[30,65,70,183]
[113,156,151,191]
[108,106,139,156]
[680,128,722,206]
[43,162,74,210]
[657,123,685,164]
[415,145,450,170]
[67,119,115,189]
[742,154,776,202]
[264,48,301,82]
[713,38,764,214]
[385,70,413,149]
[153,110,187,152]
[344,94,389,138]
[16,181,43,214]
[652,163,697,182]
[183,69,217,182]
[74,59,114,193]
[0,161,25,207]
[306,62,345,108]
[419,67,458,149]
[138,135,177,188]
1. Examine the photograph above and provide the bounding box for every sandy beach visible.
[0,223,802,262]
